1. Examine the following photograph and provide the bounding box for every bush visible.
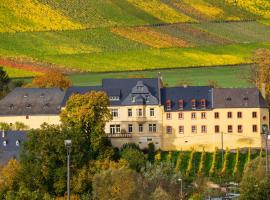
[121,143,140,151]
[147,143,156,163]
[121,147,146,171]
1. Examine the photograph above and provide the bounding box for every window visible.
[111,109,119,118]
[150,108,155,117]
[145,95,149,102]
[228,125,233,133]
[237,112,242,118]
[166,126,172,134]
[128,124,133,133]
[110,125,121,134]
[214,112,219,119]
[178,99,184,110]
[252,112,257,118]
[26,104,31,109]
[166,113,172,120]
[179,126,184,134]
[238,125,243,133]
[16,140,20,146]
[109,96,120,101]
[166,99,171,111]
[227,112,232,118]
[178,112,184,119]
[191,125,197,133]
[127,109,132,117]
[9,104,14,110]
[201,112,206,119]
[252,125,257,133]
[215,125,220,133]
[149,124,157,133]
[200,99,206,109]
[191,99,196,109]
[137,108,143,117]
[191,112,196,119]
[131,96,135,103]
[201,125,207,133]
[139,124,143,133]
[3,141,7,147]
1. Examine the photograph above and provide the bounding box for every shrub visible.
[175,152,183,174]
[121,147,146,171]
[186,148,195,176]
[147,143,156,163]
[198,148,206,176]
[121,143,140,151]
[209,148,217,177]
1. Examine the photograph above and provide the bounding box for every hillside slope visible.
[0,0,270,77]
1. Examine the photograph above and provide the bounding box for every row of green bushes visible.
[152,147,262,181]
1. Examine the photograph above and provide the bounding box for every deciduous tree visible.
[25,70,71,89]
[0,67,10,99]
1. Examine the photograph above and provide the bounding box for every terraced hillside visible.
[0,0,270,78]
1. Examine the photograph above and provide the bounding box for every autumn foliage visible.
[26,70,72,89]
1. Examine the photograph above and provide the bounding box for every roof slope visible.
[0,88,65,116]
[161,86,213,111]
[213,88,267,108]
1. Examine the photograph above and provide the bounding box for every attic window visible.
[166,99,171,111]
[137,86,143,91]
[3,140,7,147]
[43,103,50,109]
[131,96,135,103]
[178,99,184,110]
[16,140,20,146]
[24,94,28,98]
[145,95,149,102]
[2,131,5,138]
[9,104,14,110]
[191,99,196,109]
[200,99,206,109]
[109,96,120,101]
[243,97,249,101]
[40,93,45,98]
[26,104,32,109]
[226,97,232,101]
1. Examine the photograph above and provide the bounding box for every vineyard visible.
[0,0,270,78]
[156,148,261,181]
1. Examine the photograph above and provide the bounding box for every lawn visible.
[67,65,252,88]
[1,65,36,78]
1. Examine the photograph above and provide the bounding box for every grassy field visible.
[39,42,270,72]
[1,65,36,78]
[68,65,252,88]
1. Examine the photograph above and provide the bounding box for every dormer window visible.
[9,104,14,110]
[226,97,232,101]
[200,99,206,109]
[131,96,135,103]
[3,140,7,146]
[191,99,196,109]
[16,140,20,146]
[43,103,49,109]
[109,96,120,101]
[26,104,32,109]
[243,97,249,101]
[178,99,184,110]
[166,99,171,111]
[24,94,28,98]
[40,93,45,98]
[2,130,5,138]
[137,86,143,91]
[145,95,149,102]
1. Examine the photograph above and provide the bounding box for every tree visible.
[150,186,173,200]
[0,67,10,99]
[121,147,146,171]
[17,124,97,196]
[25,70,71,89]
[92,168,140,200]
[240,156,270,200]
[0,159,20,192]
[60,91,113,159]
[248,49,270,103]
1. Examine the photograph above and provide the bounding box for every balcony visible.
[106,133,132,138]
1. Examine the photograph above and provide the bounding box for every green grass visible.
[194,21,270,43]
[67,65,252,88]
[39,42,270,72]
[1,65,36,78]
